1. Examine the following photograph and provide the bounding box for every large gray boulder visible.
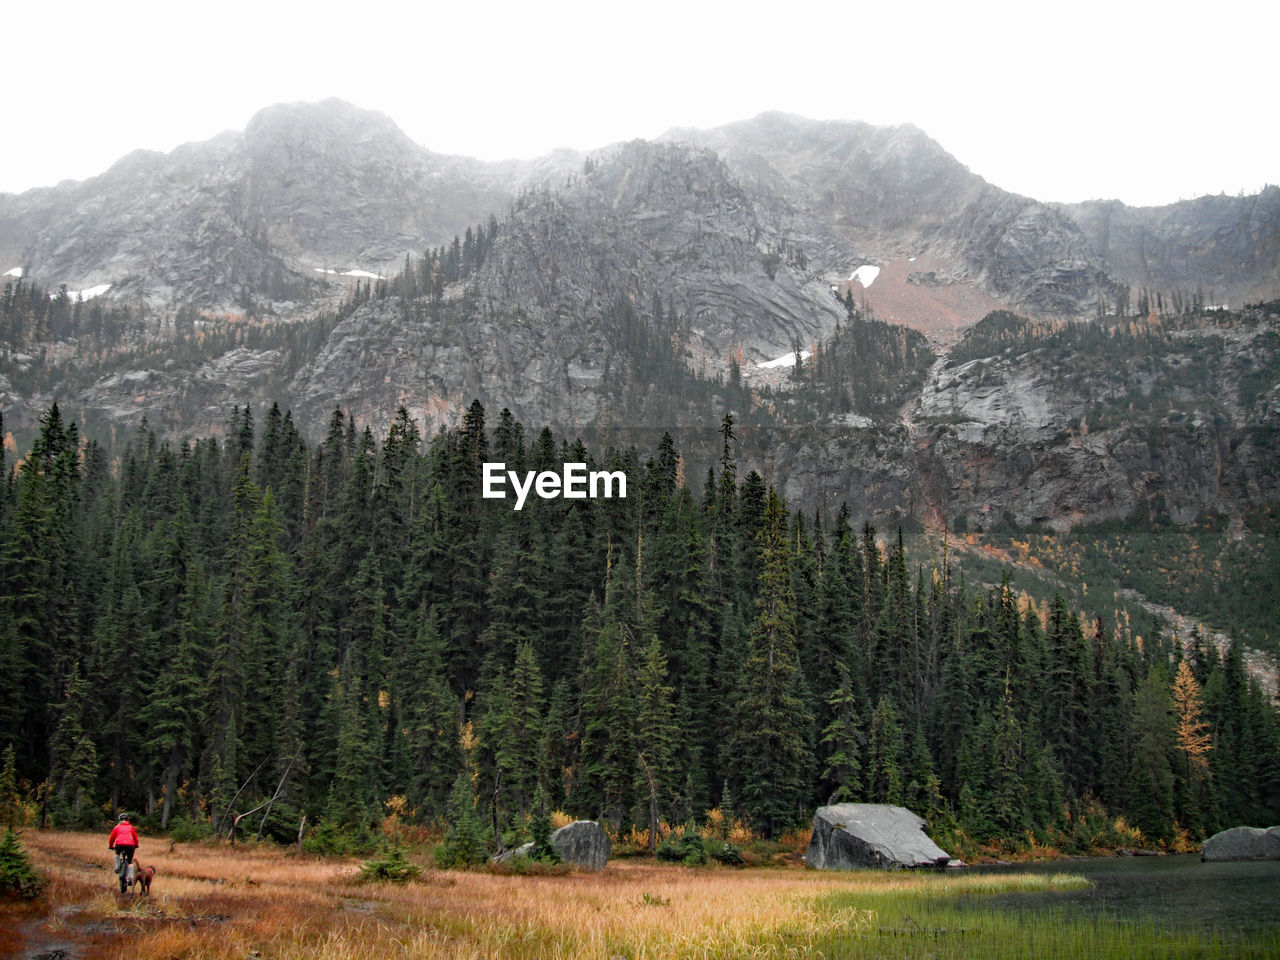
[1201,826,1280,862]
[492,819,611,870]
[806,803,953,870]
[550,820,611,870]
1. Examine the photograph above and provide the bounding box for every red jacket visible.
[108,822,139,849]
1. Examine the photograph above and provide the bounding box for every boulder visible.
[550,820,611,871]
[1201,826,1280,862]
[806,803,952,870]
[491,820,611,870]
[492,841,535,864]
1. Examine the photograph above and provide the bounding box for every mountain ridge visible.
[1,99,1277,543]
[3,100,1275,318]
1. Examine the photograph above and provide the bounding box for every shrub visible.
[709,841,745,867]
[434,773,488,868]
[303,818,369,856]
[528,787,560,865]
[656,826,706,866]
[0,829,45,900]
[359,844,422,884]
[167,816,214,844]
[488,855,572,877]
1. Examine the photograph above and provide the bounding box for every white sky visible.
[2,0,1275,207]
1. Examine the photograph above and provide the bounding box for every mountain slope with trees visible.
[2,401,1276,854]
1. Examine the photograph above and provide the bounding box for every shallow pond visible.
[969,854,1280,936]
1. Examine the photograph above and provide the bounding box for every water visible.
[968,854,1280,936]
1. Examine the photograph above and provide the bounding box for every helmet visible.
[117,813,130,823]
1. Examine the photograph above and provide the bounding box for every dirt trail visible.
[12,909,85,960]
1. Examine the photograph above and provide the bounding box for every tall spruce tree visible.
[724,487,812,837]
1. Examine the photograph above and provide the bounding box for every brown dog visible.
[132,864,155,895]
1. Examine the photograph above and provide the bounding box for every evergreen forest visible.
[2,398,1278,858]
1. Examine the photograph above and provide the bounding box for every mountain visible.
[667,113,1279,319]
[0,99,577,309]
[2,101,1278,534]
[6,104,1275,327]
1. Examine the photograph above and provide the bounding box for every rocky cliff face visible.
[1059,187,1280,307]
[764,310,1280,532]
[287,139,847,435]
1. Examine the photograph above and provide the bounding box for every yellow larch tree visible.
[1171,659,1212,776]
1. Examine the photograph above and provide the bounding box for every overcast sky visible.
[3,0,1275,206]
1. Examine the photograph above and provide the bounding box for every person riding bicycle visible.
[108,813,140,893]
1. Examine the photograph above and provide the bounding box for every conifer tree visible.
[819,662,863,803]
[724,487,812,837]
[438,769,487,868]
[574,572,638,830]
[1042,593,1093,794]
[634,635,678,851]
[0,744,20,828]
[528,782,559,863]
[144,541,212,828]
[866,695,905,805]
[391,610,456,819]
[1171,659,1211,829]
[481,641,546,819]
[1129,664,1176,841]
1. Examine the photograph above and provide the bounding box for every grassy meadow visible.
[5,830,1278,959]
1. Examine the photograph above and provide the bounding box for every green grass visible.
[803,873,1280,959]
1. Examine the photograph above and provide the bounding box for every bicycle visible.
[108,813,141,894]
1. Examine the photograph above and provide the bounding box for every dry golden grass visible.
[14,829,1091,960]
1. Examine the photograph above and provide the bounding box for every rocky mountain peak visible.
[242,98,425,167]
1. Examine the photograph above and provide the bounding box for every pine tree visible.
[481,641,545,819]
[394,611,457,820]
[819,662,863,803]
[866,695,905,805]
[1129,664,1176,842]
[1042,593,1093,795]
[528,783,559,863]
[634,635,677,852]
[0,745,19,828]
[325,649,374,835]
[144,540,212,828]
[574,574,638,830]
[1172,660,1211,777]
[724,488,812,837]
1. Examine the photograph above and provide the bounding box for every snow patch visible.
[848,264,880,287]
[51,283,111,301]
[759,351,799,369]
[4,267,22,278]
[314,268,386,280]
